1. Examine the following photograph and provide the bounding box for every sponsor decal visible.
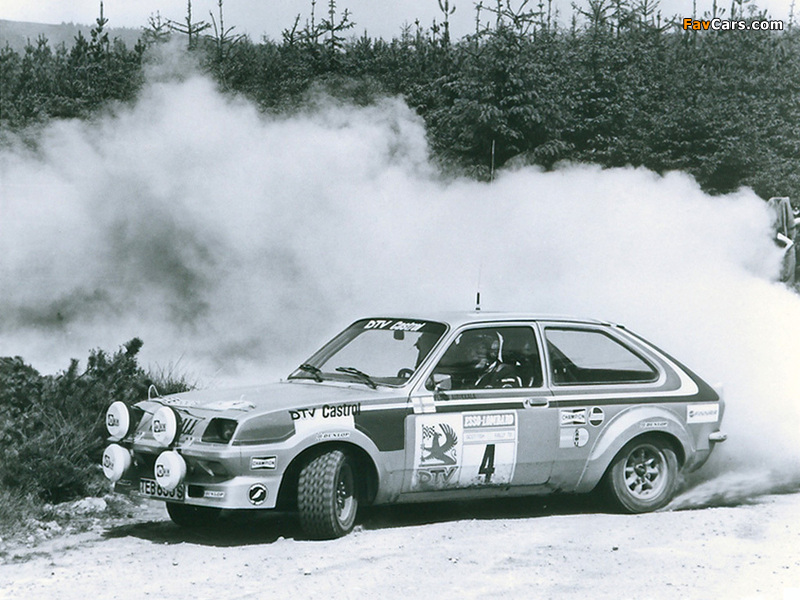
[464,413,516,428]
[161,397,199,408]
[363,319,425,332]
[248,483,268,506]
[315,431,351,442]
[289,403,361,420]
[417,466,458,486]
[203,490,225,499]
[449,393,478,400]
[202,399,256,412]
[641,420,668,429]
[412,412,518,491]
[560,408,587,427]
[107,413,120,428]
[559,427,590,448]
[421,423,458,466]
[589,407,605,427]
[687,403,720,424]
[250,456,277,470]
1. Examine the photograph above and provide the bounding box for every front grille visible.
[180,417,200,436]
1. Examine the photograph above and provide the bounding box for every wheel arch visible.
[609,431,686,469]
[575,407,691,493]
[276,441,380,510]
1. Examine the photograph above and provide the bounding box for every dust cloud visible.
[1,66,798,503]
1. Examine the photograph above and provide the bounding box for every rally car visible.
[102,313,727,539]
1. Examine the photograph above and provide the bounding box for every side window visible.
[544,328,658,385]
[429,326,542,391]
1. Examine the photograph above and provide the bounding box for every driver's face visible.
[469,338,499,369]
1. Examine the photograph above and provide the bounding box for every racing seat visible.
[499,328,543,388]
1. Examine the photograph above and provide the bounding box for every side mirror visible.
[426,373,452,392]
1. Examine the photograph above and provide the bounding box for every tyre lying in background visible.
[101,313,727,539]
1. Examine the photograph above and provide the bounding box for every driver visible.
[465,331,522,389]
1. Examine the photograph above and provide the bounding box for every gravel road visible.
[1,490,798,600]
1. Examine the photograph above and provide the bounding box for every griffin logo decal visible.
[421,424,458,465]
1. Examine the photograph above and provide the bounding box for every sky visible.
[0,0,793,41]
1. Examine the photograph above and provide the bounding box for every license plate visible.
[139,478,185,501]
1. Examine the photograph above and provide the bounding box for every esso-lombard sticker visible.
[687,403,720,424]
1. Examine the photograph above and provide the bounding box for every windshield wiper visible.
[290,363,323,382]
[335,366,377,389]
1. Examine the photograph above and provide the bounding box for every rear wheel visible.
[604,437,679,513]
[166,503,221,528]
[297,450,358,539]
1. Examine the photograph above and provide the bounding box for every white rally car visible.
[102,313,726,538]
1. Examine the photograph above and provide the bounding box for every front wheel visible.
[166,503,221,528]
[297,450,358,539]
[603,438,679,513]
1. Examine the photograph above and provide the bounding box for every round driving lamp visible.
[102,444,132,482]
[152,406,180,446]
[154,451,187,491]
[106,401,131,441]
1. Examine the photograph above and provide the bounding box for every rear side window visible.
[544,328,658,385]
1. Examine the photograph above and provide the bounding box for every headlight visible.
[102,444,132,482]
[202,418,238,444]
[152,405,180,446]
[106,401,132,441]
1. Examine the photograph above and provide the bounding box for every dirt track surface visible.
[1,493,799,600]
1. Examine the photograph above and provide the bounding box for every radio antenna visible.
[475,263,483,311]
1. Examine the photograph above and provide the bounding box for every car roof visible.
[367,312,616,329]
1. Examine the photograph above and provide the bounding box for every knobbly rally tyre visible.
[166,502,222,528]
[297,449,358,539]
[604,437,679,513]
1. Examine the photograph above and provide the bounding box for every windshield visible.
[290,319,448,387]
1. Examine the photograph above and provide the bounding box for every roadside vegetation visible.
[0,0,798,538]
[1,0,798,199]
[0,340,192,543]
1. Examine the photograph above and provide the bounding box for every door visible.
[403,323,556,493]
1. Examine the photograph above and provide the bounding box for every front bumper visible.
[116,472,283,510]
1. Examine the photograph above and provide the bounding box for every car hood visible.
[141,379,406,420]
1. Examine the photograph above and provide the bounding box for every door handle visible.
[525,398,549,408]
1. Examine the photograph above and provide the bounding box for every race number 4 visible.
[478,444,496,482]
